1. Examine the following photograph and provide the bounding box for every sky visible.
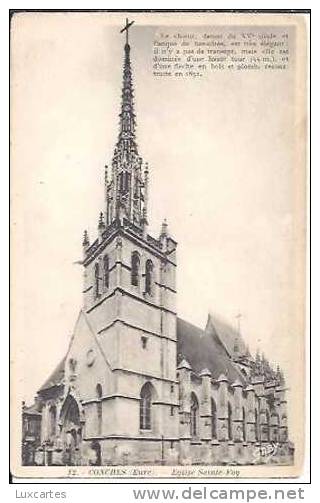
[11,12,306,456]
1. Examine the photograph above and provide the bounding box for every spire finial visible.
[276,365,285,384]
[98,211,105,229]
[82,230,89,248]
[161,218,168,236]
[120,18,135,47]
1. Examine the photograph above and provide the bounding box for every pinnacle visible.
[82,230,89,247]
[98,212,105,229]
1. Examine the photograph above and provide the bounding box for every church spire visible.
[106,19,148,229]
[116,28,137,155]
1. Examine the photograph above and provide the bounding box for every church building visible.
[22,21,293,467]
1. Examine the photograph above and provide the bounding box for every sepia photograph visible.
[10,10,308,479]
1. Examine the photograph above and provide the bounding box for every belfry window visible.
[103,255,109,290]
[119,171,130,192]
[124,172,130,191]
[140,382,153,430]
[190,393,199,438]
[145,259,154,295]
[119,172,124,192]
[131,252,140,287]
[134,180,139,198]
[94,263,100,299]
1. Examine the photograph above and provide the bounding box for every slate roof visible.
[177,318,247,384]
[205,314,247,357]
[38,356,66,392]
[23,404,41,416]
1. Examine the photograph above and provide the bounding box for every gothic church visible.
[22,22,293,467]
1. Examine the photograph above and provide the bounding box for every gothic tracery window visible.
[125,171,130,191]
[119,172,124,192]
[94,263,100,299]
[190,393,199,438]
[242,406,246,442]
[140,382,153,430]
[103,255,109,290]
[131,251,140,287]
[255,408,259,442]
[145,259,154,295]
[49,405,57,438]
[266,409,270,441]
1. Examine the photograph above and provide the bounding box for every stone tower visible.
[80,22,178,463]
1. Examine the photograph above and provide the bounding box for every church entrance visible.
[59,394,82,466]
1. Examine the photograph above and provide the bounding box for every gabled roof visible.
[177,317,247,384]
[205,313,247,358]
[38,356,66,392]
[37,309,113,394]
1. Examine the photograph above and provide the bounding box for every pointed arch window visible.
[124,171,130,192]
[145,259,154,295]
[94,263,100,299]
[134,179,140,199]
[211,398,217,440]
[228,402,233,440]
[103,255,109,290]
[49,405,57,438]
[131,252,140,287]
[266,409,270,442]
[140,382,153,430]
[119,172,124,192]
[242,406,246,442]
[96,384,103,436]
[255,408,259,442]
[272,413,280,442]
[190,393,199,438]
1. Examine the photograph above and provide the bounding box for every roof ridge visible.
[177,315,248,385]
[177,317,205,336]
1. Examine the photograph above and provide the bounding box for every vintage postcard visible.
[10,10,308,480]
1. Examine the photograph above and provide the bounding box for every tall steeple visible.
[106,19,148,228]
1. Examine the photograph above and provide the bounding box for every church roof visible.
[205,314,247,358]
[23,404,41,416]
[177,317,247,384]
[38,356,66,392]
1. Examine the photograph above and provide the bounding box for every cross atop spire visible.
[120,18,135,46]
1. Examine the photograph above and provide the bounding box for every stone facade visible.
[21,24,294,467]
